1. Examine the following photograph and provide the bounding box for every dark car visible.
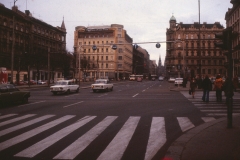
[0,84,30,106]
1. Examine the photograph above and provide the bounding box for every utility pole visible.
[11,0,18,84]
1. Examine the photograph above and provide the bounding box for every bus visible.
[129,74,143,81]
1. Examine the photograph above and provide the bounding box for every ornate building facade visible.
[0,4,67,83]
[74,24,133,80]
[165,15,226,79]
[225,0,240,76]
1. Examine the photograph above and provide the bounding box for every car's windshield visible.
[95,80,106,84]
[55,81,68,85]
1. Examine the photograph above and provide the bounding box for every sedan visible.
[158,76,164,81]
[174,78,183,86]
[91,79,113,92]
[38,80,47,85]
[0,84,30,106]
[168,77,175,83]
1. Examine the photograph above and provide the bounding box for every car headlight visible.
[92,86,94,88]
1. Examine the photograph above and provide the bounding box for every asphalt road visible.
[0,80,223,160]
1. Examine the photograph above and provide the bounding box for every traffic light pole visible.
[226,27,233,128]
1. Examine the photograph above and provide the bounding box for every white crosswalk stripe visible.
[15,116,96,158]
[144,117,166,160]
[54,116,118,160]
[0,113,18,120]
[0,114,217,160]
[0,115,74,151]
[0,114,36,127]
[181,91,240,116]
[0,115,55,137]
[97,117,140,160]
[177,117,195,132]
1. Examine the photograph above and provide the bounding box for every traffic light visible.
[214,29,228,50]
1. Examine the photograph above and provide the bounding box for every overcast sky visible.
[1,0,233,64]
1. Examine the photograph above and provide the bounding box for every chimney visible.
[25,10,30,16]
[12,6,18,11]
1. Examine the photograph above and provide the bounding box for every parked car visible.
[174,78,183,86]
[14,80,25,86]
[50,80,79,95]
[28,80,37,85]
[158,76,164,81]
[0,84,30,105]
[38,80,47,85]
[137,77,143,82]
[91,79,113,92]
[168,77,175,83]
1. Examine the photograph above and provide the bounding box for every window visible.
[118,56,122,60]
[118,64,122,68]
[106,48,108,52]
[101,56,103,60]
[191,35,194,39]
[208,69,211,74]
[186,35,188,39]
[118,48,123,53]
[118,34,121,37]
[106,56,108,60]
[106,63,108,68]
[178,34,180,39]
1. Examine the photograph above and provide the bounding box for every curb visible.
[164,117,227,160]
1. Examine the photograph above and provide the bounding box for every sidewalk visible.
[164,116,240,160]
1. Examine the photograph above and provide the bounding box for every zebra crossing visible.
[181,91,240,116]
[0,113,217,160]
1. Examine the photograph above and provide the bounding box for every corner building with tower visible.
[165,15,226,78]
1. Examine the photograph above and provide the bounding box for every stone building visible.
[74,24,133,80]
[0,4,67,83]
[165,15,226,79]
[225,0,240,76]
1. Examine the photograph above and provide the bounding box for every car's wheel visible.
[22,96,28,104]
[106,88,109,92]
[93,90,96,93]
[66,89,70,94]
[76,88,79,93]
[53,92,57,95]
[111,87,113,91]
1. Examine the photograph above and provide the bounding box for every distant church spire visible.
[61,16,66,31]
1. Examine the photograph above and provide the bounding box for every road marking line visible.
[177,117,195,132]
[132,93,139,97]
[145,117,166,160]
[0,114,36,127]
[15,116,96,158]
[98,94,108,97]
[63,101,84,108]
[0,114,18,120]
[0,115,55,137]
[201,117,216,122]
[64,94,80,97]
[54,116,117,160]
[18,101,46,107]
[97,116,140,160]
[0,115,75,151]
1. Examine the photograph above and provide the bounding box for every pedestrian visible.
[201,75,212,102]
[182,76,187,88]
[214,74,224,102]
[190,77,197,98]
[233,75,239,92]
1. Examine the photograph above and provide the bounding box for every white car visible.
[50,80,79,95]
[174,78,183,86]
[158,76,164,81]
[168,77,175,83]
[38,80,47,85]
[91,79,113,92]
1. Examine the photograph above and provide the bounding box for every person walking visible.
[214,74,224,102]
[201,75,212,102]
[190,77,197,98]
[233,75,239,92]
